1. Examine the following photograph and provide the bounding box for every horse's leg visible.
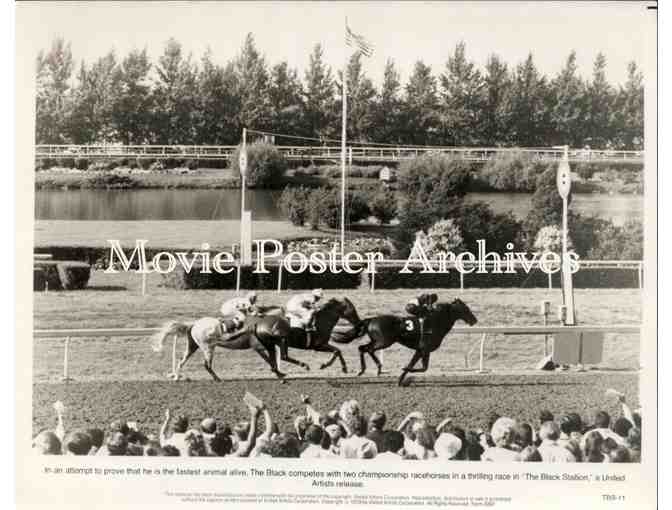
[398,350,423,386]
[279,341,310,371]
[172,335,199,381]
[253,344,286,381]
[203,347,221,382]
[405,352,431,374]
[316,345,348,374]
[368,349,384,376]
[357,344,368,377]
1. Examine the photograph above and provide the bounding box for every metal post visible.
[340,17,348,255]
[236,262,241,292]
[548,271,552,290]
[460,272,464,292]
[277,263,283,293]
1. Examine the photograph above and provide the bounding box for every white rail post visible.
[548,272,552,290]
[62,336,71,381]
[141,272,147,296]
[370,259,376,293]
[236,262,242,292]
[638,263,643,290]
[277,263,283,294]
[478,333,488,373]
[460,272,464,292]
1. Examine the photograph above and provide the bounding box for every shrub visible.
[230,142,287,188]
[33,261,91,290]
[317,187,371,229]
[370,189,398,224]
[137,158,156,170]
[163,157,186,169]
[185,159,199,170]
[579,216,643,260]
[277,186,312,226]
[36,158,57,171]
[454,202,524,254]
[523,164,568,243]
[74,158,89,171]
[149,161,165,172]
[415,219,464,257]
[85,173,137,189]
[397,155,473,241]
[306,187,330,229]
[481,152,547,192]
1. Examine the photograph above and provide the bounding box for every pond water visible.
[35,189,642,225]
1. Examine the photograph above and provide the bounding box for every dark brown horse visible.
[332,298,478,385]
[270,297,361,373]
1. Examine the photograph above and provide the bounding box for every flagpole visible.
[340,16,348,256]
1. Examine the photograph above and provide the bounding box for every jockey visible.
[286,289,323,347]
[220,291,258,327]
[405,293,438,318]
[405,293,438,341]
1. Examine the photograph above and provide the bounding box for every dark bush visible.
[36,158,57,170]
[523,164,567,243]
[314,187,371,229]
[186,159,199,170]
[370,189,398,224]
[306,187,330,229]
[165,263,361,290]
[455,202,524,254]
[397,155,473,241]
[137,158,156,170]
[33,261,91,290]
[74,158,89,171]
[230,142,288,188]
[85,173,137,189]
[163,157,186,169]
[277,186,312,226]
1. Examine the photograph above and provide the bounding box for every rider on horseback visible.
[286,289,323,348]
[219,291,258,333]
[405,293,438,341]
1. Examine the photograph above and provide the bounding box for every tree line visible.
[36,34,644,149]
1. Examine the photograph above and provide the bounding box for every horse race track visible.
[32,275,643,436]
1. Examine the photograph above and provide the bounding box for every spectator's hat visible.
[312,289,323,298]
[434,433,462,460]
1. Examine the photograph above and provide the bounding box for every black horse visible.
[256,297,361,373]
[332,298,478,385]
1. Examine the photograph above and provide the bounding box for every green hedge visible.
[33,261,91,290]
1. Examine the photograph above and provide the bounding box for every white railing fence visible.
[34,324,641,381]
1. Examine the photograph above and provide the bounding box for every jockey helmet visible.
[245,291,257,303]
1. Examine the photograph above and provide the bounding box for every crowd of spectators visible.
[32,389,640,463]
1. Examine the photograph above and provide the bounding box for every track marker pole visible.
[477,333,487,373]
[277,263,283,293]
[62,337,71,382]
[460,272,464,292]
[236,262,241,292]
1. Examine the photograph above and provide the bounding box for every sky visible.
[17,1,654,87]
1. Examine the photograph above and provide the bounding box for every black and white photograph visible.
[15,1,657,508]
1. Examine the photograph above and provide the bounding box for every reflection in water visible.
[35,189,642,225]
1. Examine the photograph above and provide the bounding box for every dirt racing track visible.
[32,371,639,437]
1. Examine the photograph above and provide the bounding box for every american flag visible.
[346,25,374,57]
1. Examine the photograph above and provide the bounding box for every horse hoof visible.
[319,364,327,370]
[357,371,364,377]
[342,368,348,374]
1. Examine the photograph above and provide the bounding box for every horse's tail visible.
[151,321,191,352]
[330,318,371,344]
